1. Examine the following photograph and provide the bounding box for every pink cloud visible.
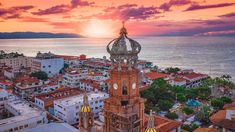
[32,0,94,16]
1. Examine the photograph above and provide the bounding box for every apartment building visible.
[0,92,47,132]
[32,52,64,77]
[54,92,108,125]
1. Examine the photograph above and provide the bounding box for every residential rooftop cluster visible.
[0,49,234,132]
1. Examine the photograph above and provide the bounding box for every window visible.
[24,124,28,128]
[121,100,129,106]
[37,120,42,124]
[122,81,128,95]
[48,65,51,68]
[14,127,18,131]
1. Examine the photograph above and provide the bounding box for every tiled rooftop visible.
[35,88,84,102]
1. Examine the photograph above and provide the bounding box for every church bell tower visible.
[104,22,145,132]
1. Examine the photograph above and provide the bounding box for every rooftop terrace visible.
[54,91,108,107]
[0,93,46,126]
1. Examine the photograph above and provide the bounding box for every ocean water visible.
[0,37,235,82]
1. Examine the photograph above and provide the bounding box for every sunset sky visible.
[0,0,235,37]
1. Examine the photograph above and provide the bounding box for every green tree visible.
[60,63,69,74]
[31,71,48,80]
[171,86,186,93]
[220,96,232,104]
[182,107,194,115]
[158,99,173,111]
[192,123,199,130]
[141,78,174,104]
[177,93,187,102]
[165,67,181,73]
[195,106,211,124]
[185,89,197,99]
[165,112,178,120]
[182,125,192,131]
[211,98,224,109]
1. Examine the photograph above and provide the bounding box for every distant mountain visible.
[0,32,83,39]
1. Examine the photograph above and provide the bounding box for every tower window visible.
[122,81,128,95]
[121,100,128,106]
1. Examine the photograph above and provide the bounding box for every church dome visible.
[145,128,157,132]
[80,94,91,113]
[107,22,141,67]
[81,105,91,113]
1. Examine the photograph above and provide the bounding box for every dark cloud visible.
[185,3,235,11]
[32,0,94,15]
[94,4,159,20]
[0,5,34,19]
[156,19,235,36]
[71,0,94,8]
[219,12,235,17]
[32,4,70,15]
[160,0,192,11]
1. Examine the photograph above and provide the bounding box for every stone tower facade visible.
[104,23,145,132]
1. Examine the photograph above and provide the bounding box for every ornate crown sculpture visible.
[107,22,141,70]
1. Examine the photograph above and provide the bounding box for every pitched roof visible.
[144,72,168,80]
[183,73,207,80]
[169,77,187,82]
[210,110,226,123]
[214,119,235,131]
[223,101,235,110]
[144,115,182,132]
[0,81,12,85]
[194,128,217,132]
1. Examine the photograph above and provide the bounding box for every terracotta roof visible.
[214,119,235,131]
[84,61,111,67]
[223,101,235,110]
[0,81,12,85]
[144,72,169,80]
[183,73,208,80]
[80,79,100,89]
[137,60,147,65]
[169,77,186,82]
[194,128,217,132]
[144,115,182,132]
[210,110,226,123]
[35,88,84,102]
[56,55,80,60]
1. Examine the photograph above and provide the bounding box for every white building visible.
[183,73,208,88]
[0,90,8,112]
[14,76,60,99]
[0,93,47,132]
[0,56,32,70]
[54,92,109,125]
[63,68,88,88]
[168,77,187,87]
[32,52,64,77]
[26,123,78,132]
